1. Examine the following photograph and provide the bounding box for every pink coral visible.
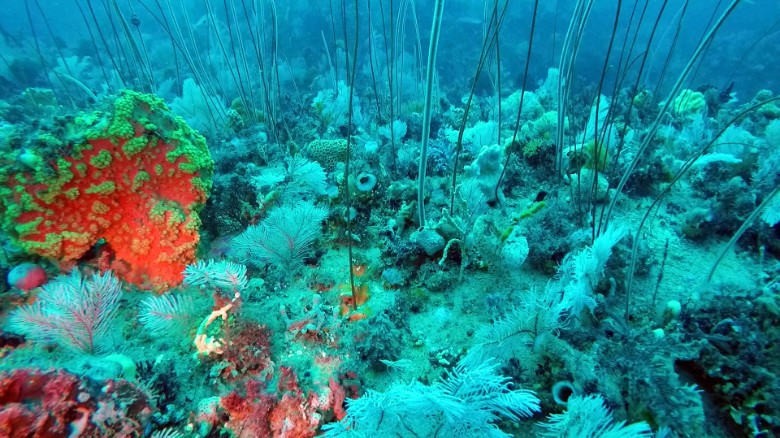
[221,380,276,437]
[221,368,321,438]
[218,323,274,383]
[0,369,151,437]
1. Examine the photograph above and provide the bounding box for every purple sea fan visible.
[7,270,122,353]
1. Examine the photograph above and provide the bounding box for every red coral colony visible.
[0,369,151,437]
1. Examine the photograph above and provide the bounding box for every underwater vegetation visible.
[0,0,778,437]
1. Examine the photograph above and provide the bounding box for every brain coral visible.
[0,90,214,291]
[306,139,348,170]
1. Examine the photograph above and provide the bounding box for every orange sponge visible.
[0,90,214,291]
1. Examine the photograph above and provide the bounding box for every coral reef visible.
[0,3,778,438]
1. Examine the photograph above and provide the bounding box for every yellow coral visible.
[671,89,706,117]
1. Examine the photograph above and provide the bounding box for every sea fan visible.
[233,201,329,273]
[460,291,568,368]
[538,394,652,438]
[286,156,327,197]
[139,294,198,336]
[323,359,539,437]
[6,270,122,353]
[183,260,248,296]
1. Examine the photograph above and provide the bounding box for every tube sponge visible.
[355,173,377,192]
